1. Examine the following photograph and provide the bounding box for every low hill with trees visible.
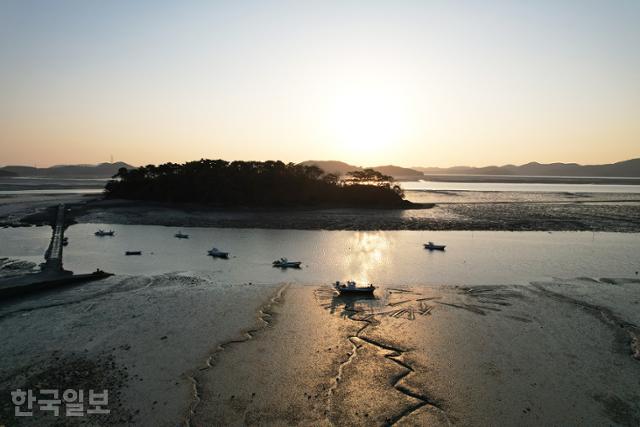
[105,160,411,208]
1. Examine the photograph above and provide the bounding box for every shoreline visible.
[65,197,640,232]
[420,174,640,185]
[2,192,640,232]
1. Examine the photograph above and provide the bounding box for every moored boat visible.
[208,247,229,258]
[424,241,446,251]
[272,258,302,268]
[334,281,375,294]
[95,229,115,237]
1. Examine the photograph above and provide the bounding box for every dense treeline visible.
[104,159,409,208]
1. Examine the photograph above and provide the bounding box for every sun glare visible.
[327,89,411,160]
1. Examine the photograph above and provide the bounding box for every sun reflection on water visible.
[345,231,390,284]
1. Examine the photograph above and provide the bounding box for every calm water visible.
[401,180,640,193]
[2,176,640,195]
[2,225,638,285]
[0,189,104,195]
[0,177,105,194]
[0,226,52,265]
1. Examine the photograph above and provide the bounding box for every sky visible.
[1,0,639,168]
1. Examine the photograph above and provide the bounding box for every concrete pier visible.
[43,204,65,272]
[0,204,112,298]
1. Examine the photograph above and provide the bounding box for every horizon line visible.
[2,156,640,170]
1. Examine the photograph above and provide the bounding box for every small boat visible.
[272,258,302,268]
[174,232,189,239]
[91,268,113,279]
[208,247,229,258]
[424,242,446,251]
[62,237,69,246]
[125,251,142,256]
[95,229,115,237]
[334,281,375,294]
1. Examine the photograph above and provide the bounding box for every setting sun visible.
[326,88,413,161]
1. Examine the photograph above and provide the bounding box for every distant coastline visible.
[2,158,640,232]
[419,174,640,185]
[3,157,640,181]
[303,157,640,180]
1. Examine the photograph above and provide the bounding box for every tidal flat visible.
[3,184,640,231]
[61,191,640,232]
[1,189,639,425]
[1,275,639,426]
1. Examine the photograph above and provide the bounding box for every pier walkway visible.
[0,203,112,298]
[43,204,65,272]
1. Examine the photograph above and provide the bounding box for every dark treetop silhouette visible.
[104,160,410,208]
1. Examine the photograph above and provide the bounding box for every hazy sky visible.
[1,0,639,167]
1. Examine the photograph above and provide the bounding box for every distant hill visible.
[300,160,423,179]
[299,160,358,176]
[0,162,135,178]
[415,158,640,177]
[372,165,424,178]
[0,169,17,177]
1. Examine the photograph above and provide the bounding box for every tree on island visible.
[105,159,409,208]
[345,168,392,184]
[345,168,404,198]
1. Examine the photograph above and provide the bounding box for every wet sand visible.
[2,190,640,231]
[0,273,279,425]
[0,193,90,227]
[1,274,639,425]
[65,196,640,232]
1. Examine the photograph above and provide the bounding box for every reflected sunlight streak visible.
[345,231,391,284]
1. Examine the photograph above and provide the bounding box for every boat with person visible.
[334,281,376,294]
[272,258,302,268]
[95,229,115,237]
[424,241,446,251]
[208,247,229,258]
[174,231,189,239]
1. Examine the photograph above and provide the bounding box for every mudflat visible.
[3,188,640,231]
[1,275,639,425]
[34,195,640,232]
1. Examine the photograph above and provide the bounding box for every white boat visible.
[424,241,446,251]
[272,258,302,268]
[334,281,375,294]
[95,229,115,236]
[208,247,229,258]
[174,232,189,239]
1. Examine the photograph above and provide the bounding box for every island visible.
[104,159,412,208]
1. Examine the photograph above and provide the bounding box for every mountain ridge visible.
[414,158,640,177]
[3,158,639,179]
[0,162,134,178]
